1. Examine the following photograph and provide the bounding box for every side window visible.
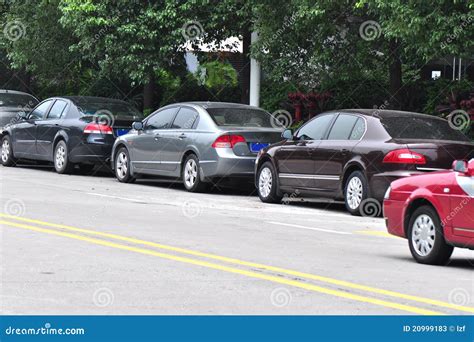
[29,100,53,120]
[145,108,177,130]
[47,100,68,119]
[171,107,198,129]
[327,114,359,140]
[349,118,366,140]
[296,114,334,140]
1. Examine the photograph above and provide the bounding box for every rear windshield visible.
[77,101,143,120]
[207,108,276,128]
[0,93,38,108]
[381,116,470,142]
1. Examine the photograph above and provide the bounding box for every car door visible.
[276,113,335,191]
[13,100,53,157]
[450,170,474,237]
[158,106,199,173]
[35,99,69,160]
[131,107,178,174]
[313,114,364,193]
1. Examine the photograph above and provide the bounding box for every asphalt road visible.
[0,163,473,315]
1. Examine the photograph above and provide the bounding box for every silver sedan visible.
[111,102,284,192]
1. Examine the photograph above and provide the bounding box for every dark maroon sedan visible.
[255,109,474,215]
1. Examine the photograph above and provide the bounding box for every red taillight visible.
[84,123,113,135]
[383,149,426,164]
[211,134,246,148]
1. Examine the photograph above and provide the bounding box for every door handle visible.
[178,133,187,140]
[341,149,349,154]
[154,133,161,141]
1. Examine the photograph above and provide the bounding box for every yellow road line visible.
[0,219,441,315]
[355,230,399,239]
[2,213,473,314]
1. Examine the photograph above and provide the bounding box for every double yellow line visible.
[0,213,472,315]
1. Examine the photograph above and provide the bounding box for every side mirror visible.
[468,160,474,177]
[18,111,28,120]
[132,121,143,131]
[453,160,468,173]
[282,129,293,140]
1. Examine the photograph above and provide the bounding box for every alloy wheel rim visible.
[347,177,363,210]
[259,167,272,198]
[116,152,128,179]
[55,145,66,169]
[184,159,198,188]
[412,214,436,256]
[1,139,10,163]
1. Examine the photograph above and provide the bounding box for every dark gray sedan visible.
[0,90,38,128]
[111,102,284,192]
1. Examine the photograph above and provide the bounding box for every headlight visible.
[384,186,391,200]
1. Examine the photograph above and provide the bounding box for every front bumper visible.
[383,198,406,238]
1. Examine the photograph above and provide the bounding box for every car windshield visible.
[381,116,470,142]
[77,101,143,120]
[207,108,277,128]
[0,93,38,108]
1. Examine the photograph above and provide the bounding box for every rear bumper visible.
[200,149,256,180]
[69,138,113,165]
[370,170,424,201]
[383,199,406,238]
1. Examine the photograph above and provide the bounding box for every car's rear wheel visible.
[54,140,74,174]
[115,147,135,183]
[1,135,17,167]
[407,205,453,265]
[257,161,282,203]
[182,154,207,192]
[344,170,368,215]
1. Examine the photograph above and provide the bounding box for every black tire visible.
[1,135,17,167]
[53,140,74,174]
[115,147,135,183]
[257,161,283,203]
[344,170,369,216]
[182,154,207,192]
[77,164,95,174]
[407,205,453,265]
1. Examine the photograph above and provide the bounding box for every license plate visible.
[250,142,269,153]
[115,128,130,136]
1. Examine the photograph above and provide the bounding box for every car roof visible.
[60,96,132,105]
[0,89,37,98]
[336,109,444,120]
[169,101,264,111]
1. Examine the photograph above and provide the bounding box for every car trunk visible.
[220,127,283,156]
[397,139,474,170]
[81,116,137,138]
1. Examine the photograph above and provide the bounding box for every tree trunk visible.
[389,39,402,110]
[240,30,251,104]
[143,71,156,112]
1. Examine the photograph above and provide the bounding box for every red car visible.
[384,159,474,265]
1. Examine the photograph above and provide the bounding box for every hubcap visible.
[259,167,273,198]
[412,214,436,256]
[346,176,363,210]
[184,159,198,188]
[55,145,66,169]
[116,152,128,179]
[1,139,10,163]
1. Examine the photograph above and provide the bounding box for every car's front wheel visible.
[54,140,74,174]
[1,135,17,167]
[407,205,453,265]
[115,147,135,183]
[257,162,282,203]
[182,154,207,192]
